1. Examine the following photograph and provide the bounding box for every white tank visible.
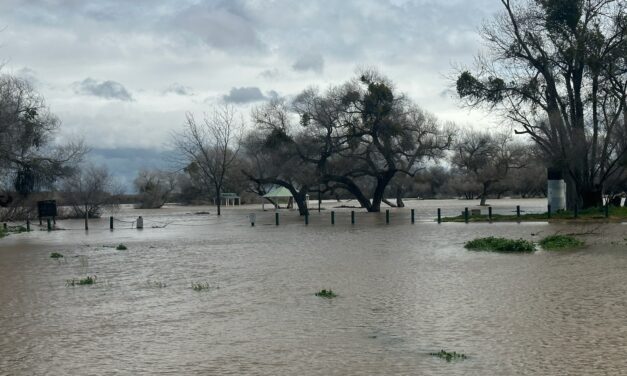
[547,179,566,212]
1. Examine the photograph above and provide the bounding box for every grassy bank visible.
[442,206,627,223]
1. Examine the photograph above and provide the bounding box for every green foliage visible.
[50,252,64,259]
[116,244,127,250]
[66,276,96,286]
[315,289,337,298]
[0,225,28,239]
[191,282,210,291]
[465,237,535,253]
[0,228,6,239]
[539,235,584,250]
[429,350,468,362]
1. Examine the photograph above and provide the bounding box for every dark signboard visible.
[37,200,57,218]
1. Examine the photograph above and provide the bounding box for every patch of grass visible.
[191,282,210,291]
[539,234,584,250]
[465,237,535,253]
[146,280,167,288]
[66,276,97,286]
[116,244,127,250]
[429,350,468,362]
[315,289,338,298]
[50,252,64,259]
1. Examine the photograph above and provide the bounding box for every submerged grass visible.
[191,282,210,291]
[116,244,128,250]
[539,235,584,250]
[315,289,338,298]
[66,276,96,286]
[429,350,468,362]
[146,280,167,288]
[50,252,64,259]
[465,237,535,253]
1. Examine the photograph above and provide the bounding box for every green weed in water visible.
[315,289,337,298]
[50,252,64,259]
[464,237,535,253]
[191,282,210,291]
[147,280,167,288]
[539,235,584,250]
[116,244,128,250]
[66,276,96,286]
[429,350,468,362]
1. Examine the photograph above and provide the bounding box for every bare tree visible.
[456,0,627,209]
[173,104,243,215]
[61,164,121,218]
[134,169,178,209]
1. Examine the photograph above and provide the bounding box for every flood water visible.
[2,199,627,375]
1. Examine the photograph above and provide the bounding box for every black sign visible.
[37,200,57,218]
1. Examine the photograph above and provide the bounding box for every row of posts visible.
[253,204,611,226]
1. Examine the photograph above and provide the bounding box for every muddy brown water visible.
[1,199,627,375]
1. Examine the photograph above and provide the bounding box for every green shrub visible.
[315,289,337,298]
[66,276,96,286]
[429,350,467,362]
[465,237,535,253]
[50,252,64,259]
[116,244,127,250]
[539,235,584,250]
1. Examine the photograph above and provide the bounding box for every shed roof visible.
[262,186,293,198]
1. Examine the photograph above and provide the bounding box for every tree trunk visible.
[216,191,221,216]
[395,186,405,208]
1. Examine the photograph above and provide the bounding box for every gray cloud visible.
[164,83,193,96]
[292,53,324,73]
[222,86,267,103]
[74,78,133,101]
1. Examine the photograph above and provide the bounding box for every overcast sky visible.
[0,0,499,185]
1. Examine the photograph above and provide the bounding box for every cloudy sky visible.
[0,0,499,188]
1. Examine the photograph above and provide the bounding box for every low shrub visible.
[539,235,584,250]
[50,252,64,259]
[465,237,535,253]
[116,244,127,250]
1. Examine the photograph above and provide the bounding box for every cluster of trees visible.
[2,0,625,220]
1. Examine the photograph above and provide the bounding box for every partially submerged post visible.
[331,211,335,225]
[136,216,144,229]
[386,210,390,224]
[411,209,415,224]
[351,211,355,225]
[110,216,114,230]
[488,206,492,221]
[547,169,566,212]
[464,208,469,223]
[249,213,256,227]
[275,212,279,226]
[437,208,441,223]
[516,205,521,218]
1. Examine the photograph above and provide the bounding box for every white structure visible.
[261,186,310,210]
[547,169,566,212]
[213,193,241,206]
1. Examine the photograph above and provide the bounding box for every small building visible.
[261,186,309,210]
[213,192,240,206]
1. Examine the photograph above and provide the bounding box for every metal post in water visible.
[411,209,415,224]
[547,204,552,219]
[305,213,309,225]
[604,205,609,218]
[331,211,335,225]
[84,211,88,231]
[386,210,390,224]
[26,219,30,232]
[464,208,469,223]
[275,212,279,226]
[47,218,52,231]
[437,208,441,224]
[488,206,493,221]
[249,213,256,227]
[110,216,114,230]
[574,205,579,218]
[351,211,355,225]
[516,205,521,218]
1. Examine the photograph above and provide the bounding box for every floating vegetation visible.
[429,350,468,362]
[539,235,584,250]
[191,282,210,291]
[50,252,64,259]
[116,244,128,250]
[315,289,337,298]
[0,225,28,239]
[147,280,167,288]
[66,276,96,286]
[464,237,535,253]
